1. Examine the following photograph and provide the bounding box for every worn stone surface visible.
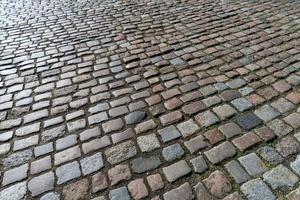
[163,182,193,200]
[225,160,250,184]
[109,187,130,200]
[241,179,276,200]
[238,153,267,176]
[0,181,27,200]
[203,170,232,198]
[62,179,89,200]
[162,143,184,162]
[204,141,236,164]
[128,179,148,200]
[108,164,132,186]
[0,0,300,199]
[28,172,55,196]
[163,160,191,182]
[105,141,136,164]
[130,156,161,173]
[263,164,299,191]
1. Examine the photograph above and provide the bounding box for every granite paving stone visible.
[257,146,284,165]
[163,182,193,200]
[28,172,55,196]
[109,187,130,200]
[162,143,184,162]
[80,152,104,175]
[263,164,299,191]
[128,179,149,200]
[158,125,181,143]
[190,155,208,173]
[205,141,236,164]
[203,170,232,198]
[267,119,293,137]
[238,153,267,176]
[1,0,300,199]
[56,161,81,184]
[130,156,161,173]
[147,174,164,192]
[290,155,300,176]
[194,182,213,200]
[241,178,276,200]
[225,160,250,184]
[276,136,300,157]
[137,134,160,152]
[163,160,191,182]
[108,163,132,185]
[236,112,262,130]
[254,104,280,122]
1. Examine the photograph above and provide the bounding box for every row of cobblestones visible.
[0,0,300,199]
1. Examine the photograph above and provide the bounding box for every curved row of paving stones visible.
[0,0,300,199]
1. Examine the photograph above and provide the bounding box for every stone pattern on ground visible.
[0,0,300,199]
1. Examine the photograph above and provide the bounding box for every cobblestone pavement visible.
[0,0,300,199]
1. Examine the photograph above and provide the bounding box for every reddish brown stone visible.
[92,172,108,193]
[159,111,183,126]
[247,94,265,105]
[164,97,183,110]
[232,132,261,152]
[182,101,206,115]
[145,95,161,106]
[286,92,300,104]
[223,192,243,200]
[257,87,279,100]
[203,170,232,198]
[128,178,148,200]
[108,164,132,185]
[204,129,225,144]
[62,179,89,200]
[276,136,300,157]
[102,118,123,133]
[254,126,276,141]
[147,174,164,191]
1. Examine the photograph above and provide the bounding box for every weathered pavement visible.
[0,0,300,199]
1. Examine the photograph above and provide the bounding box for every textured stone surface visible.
[130,156,161,173]
[163,160,191,182]
[28,172,55,196]
[0,0,300,199]
[190,155,208,173]
[0,181,27,200]
[263,164,299,191]
[128,179,148,200]
[108,164,132,185]
[109,187,130,200]
[62,179,89,200]
[203,170,232,198]
[238,153,267,176]
[205,141,236,164]
[105,141,136,164]
[241,179,276,200]
[163,182,193,200]
[162,143,184,162]
[225,160,250,184]
[80,152,104,175]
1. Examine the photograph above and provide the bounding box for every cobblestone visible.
[1,0,300,198]
[163,160,191,182]
[263,164,299,191]
[241,179,276,200]
[205,141,236,164]
[238,153,267,176]
[203,170,232,198]
[163,182,193,200]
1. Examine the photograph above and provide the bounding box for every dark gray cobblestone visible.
[0,0,300,199]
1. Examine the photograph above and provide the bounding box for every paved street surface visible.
[0,0,300,199]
